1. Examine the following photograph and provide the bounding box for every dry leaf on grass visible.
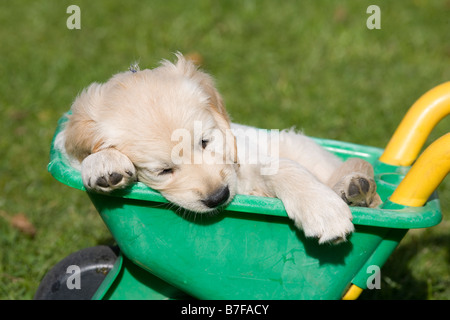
[0,210,37,238]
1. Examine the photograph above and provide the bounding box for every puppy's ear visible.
[64,83,106,161]
[173,53,229,122]
[174,53,238,163]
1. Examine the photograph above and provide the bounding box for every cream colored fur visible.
[59,53,381,244]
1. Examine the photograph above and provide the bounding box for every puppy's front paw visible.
[333,174,381,208]
[284,187,354,244]
[81,149,137,193]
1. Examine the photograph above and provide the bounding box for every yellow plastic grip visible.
[343,84,450,300]
[389,133,450,207]
[379,82,450,166]
[342,284,363,300]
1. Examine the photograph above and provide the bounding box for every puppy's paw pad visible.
[337,174,380,208]
[109,172,124,185]
[87,169,136,193]
[94,172,125,188]
[95,176,109,188]
[348,177,370,196]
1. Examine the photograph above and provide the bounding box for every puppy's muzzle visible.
[202,185,230,208]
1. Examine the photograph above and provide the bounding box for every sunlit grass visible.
[0,0,448,299]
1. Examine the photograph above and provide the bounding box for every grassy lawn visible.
[0,0,449,299]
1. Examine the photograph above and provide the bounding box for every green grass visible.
[0,0,449,299]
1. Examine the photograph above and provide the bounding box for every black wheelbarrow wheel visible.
[34,245,119,300]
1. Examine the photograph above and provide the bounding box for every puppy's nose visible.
[202,186,230,208]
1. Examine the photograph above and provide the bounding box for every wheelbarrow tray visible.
[48,115,442,300]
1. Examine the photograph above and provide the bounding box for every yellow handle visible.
[342,284,363,300]
[343,84,450,300]
[379,82,450,166]
[389,133,450,207]
[343,134,450,300]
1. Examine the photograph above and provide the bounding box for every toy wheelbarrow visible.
[35,82,450,300]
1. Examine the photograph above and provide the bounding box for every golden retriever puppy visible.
[58,53,381,244]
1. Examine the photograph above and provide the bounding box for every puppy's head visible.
[67,53,238,213]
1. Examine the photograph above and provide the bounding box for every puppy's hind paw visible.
[334,174,381,208]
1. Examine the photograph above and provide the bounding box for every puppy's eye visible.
[158,168,173,175]
[201,139,209,149]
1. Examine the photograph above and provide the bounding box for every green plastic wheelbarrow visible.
[36,82,450,300]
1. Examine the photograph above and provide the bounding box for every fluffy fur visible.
[59,53,381,244]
